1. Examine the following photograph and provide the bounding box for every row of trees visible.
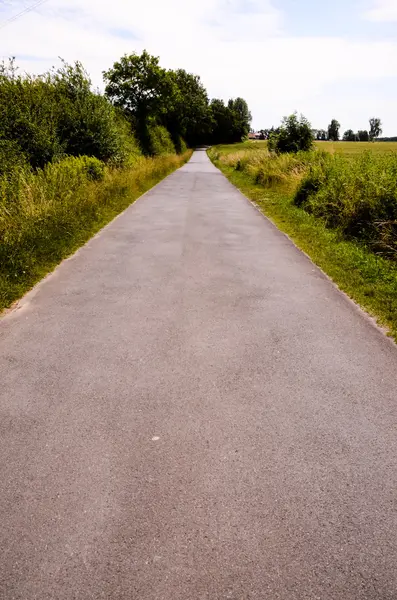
[103,51,252,151]
[0,51,252,175]
[260,118,383,144]
[315,118,382,142]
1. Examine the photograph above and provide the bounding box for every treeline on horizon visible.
[257,117,389,143]
[0,50,252,176]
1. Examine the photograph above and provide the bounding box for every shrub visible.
[172,135,188,154]
[0,139,28,176]
[0,58,140,170]
[269,113,314,154]
[148,125,176,155]
[79,156,106,181]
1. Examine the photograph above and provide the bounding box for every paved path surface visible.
[1,150,397,600]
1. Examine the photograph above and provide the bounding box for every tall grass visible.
[216,147,328,191]
[0,151,191,310]
[295,151,397,257]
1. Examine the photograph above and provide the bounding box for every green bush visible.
[0,139,29,176]
[148,125,176,155]
[269,113,314,154]
[172,135,188,154]
[0,59,140,170]
[80,156,106,181]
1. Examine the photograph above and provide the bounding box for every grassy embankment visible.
[208,141,397,340]
[0,151,191,311]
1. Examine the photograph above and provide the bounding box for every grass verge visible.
[1,151,192,311]
[208,148,397,341]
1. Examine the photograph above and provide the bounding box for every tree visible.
[103,50,177,123]
[209,99,234,144]
[357,130,369,142]
[343,129,357,142]
[103,50,179,153]
[208,97,252,144]
[258,128,275,140]
[369,117,382,141]
[163,69,211,148]
[227,97,252,142]
[268,113,314,154]
[328,119,340,141]
[315,129,327,141]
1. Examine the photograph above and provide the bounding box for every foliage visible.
[0,139,28,176]
[212,140,397,259]
[227,98,252,141]
[165,69,211,147]
[103,50,179,154]
[316,129,327,141]
[0,59,64,169]
[327,119,340,141]
[268,113,314,154]
[147,125,176,155]
[51,61,137,165]
[294,151,397,256]
[343,129,357,142]
[369,117,382,141]
[0,58,140,170]
[104,50,251,149]
[358,130,370,142]
[208,99,235,144]
[103,51,177,123]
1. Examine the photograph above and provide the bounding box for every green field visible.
[233,140,397,155]
[209,142,397,340]
[317,140,397,154]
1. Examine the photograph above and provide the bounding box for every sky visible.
[0,0,396,135]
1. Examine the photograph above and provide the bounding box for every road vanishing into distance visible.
[1,150,397,599]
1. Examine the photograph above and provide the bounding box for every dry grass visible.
[213,146,322,193]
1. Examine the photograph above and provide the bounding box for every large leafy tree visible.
[164,69,211,148]
[209,99,235,144]
[103,51,179,126]
[227,97,252,142]
[209,97,252,144]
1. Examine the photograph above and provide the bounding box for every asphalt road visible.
[1,150,397,600]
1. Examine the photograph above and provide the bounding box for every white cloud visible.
[1,0,397,135]
[364,0,397,21]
